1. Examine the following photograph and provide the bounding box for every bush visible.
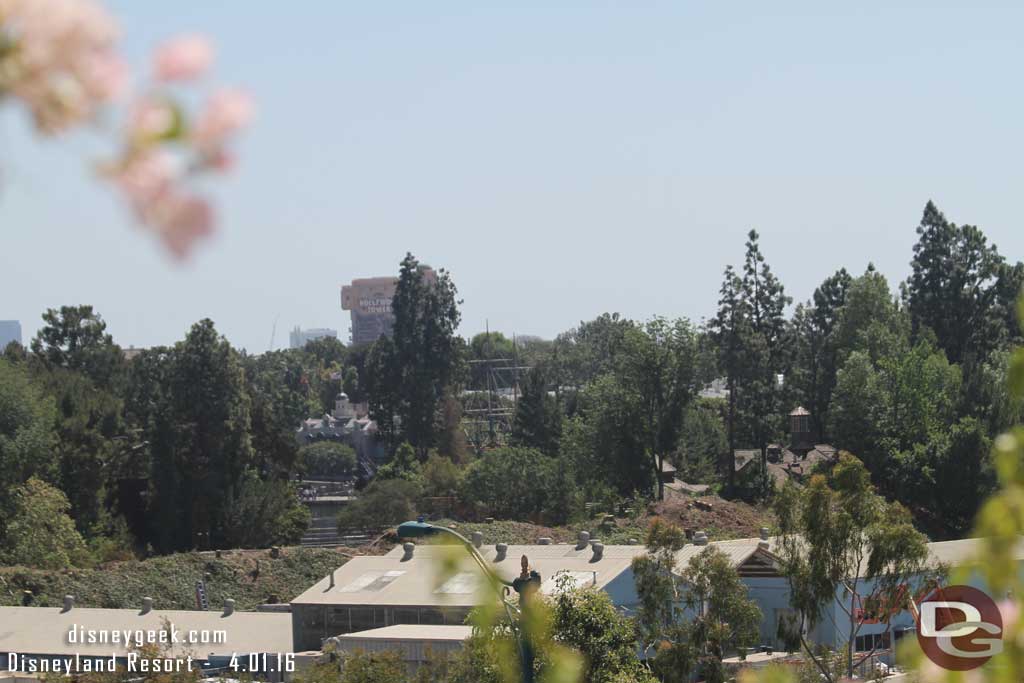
[459,447,578,524]
[2,477,89,569]
[421,453,463,497]
[218,471,311,548]
[299,441,357,478]
[337,479,422,531]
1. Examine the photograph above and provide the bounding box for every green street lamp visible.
[396,520,541,683]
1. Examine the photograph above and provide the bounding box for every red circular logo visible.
[916,585,1003,671]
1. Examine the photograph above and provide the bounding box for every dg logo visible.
[916,585,1003,671]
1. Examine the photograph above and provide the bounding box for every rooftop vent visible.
[693,531,709,546]
[538,537,551,545]
[329,569,336,589]
[471,531,484,548]
[402,542,415,561]
[760,527,770,541]
[576,531,590,550]
[591,542,605,561]
[62,595,75,612]
[223,598,235,617]
[495,543,508,561]
[141,597,153,614]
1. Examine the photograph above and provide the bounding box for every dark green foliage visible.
[676,399,727,484]
[299,441,357,478]
[0,359,57,524]
[144,319,256,552]
[787,268,851,441]
[219,471,311,548]
[366,254,462,456]
[337,478,422,530]
[907,201,1022,364]
[459,447,578,524]
[30,305,126,390]
[30,364,124,535]
[511,367,563,456]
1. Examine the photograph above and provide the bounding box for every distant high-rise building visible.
[289,327,338,349]
[0,320,22,350]
[340,268,435,345]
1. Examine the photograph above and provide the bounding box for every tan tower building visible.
[341,268,435,345]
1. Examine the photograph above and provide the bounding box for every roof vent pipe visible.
[62,595,75,612]
[495,543,508,561]
[402,542,415,561]
[576,531,590,550]
[141,597,153,614]
[329,569,336,589]
[760,527,770,541]
[538,537,551,545]
[693,531,708,546]
[223,599,235,616]
[471,531,484,548]
[591,542,604,561]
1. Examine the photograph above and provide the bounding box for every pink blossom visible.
[80,53,129,100]
[112,150,177,220]
[193,88,253,150]
[156,194,215,260]
[153,34,213,82]
[1,0,122,132]
[128,97,175,140]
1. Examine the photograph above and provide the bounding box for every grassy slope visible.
[0,547,354,611]
[0,497,771,611]
[431,496,774,547]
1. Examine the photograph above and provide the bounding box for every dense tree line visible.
[0,305,365,565]
[3,202,1022,569]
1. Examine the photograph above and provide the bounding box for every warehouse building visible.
[290,536,647,651]
[0,600,292,679]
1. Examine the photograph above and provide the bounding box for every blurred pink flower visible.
[1,0,122,132]
[153,34,214,82]
[193,88,253,150]
[128,97,175,140]
[156,194,215,260]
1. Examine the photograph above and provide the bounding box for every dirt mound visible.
[650,495,773,541]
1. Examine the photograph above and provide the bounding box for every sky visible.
[2,1,1023,352]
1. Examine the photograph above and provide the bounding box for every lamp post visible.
[396,520,540,683]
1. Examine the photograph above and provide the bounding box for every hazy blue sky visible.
[2,1,1022,352]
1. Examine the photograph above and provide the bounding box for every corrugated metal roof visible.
[0,607,292,658]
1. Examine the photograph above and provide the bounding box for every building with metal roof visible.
[0,602,292,678]
[328,625,472,675]
[290,536,647,651]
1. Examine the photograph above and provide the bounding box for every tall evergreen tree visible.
[368,254,462,457]
[511,366,563,457]
[147,320,254,551]
[906,201,1010,364]
[31,305,125,390]
[710,265,747,489]
[739,230,791,491]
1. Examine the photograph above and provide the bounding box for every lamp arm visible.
[433,527,515,587]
